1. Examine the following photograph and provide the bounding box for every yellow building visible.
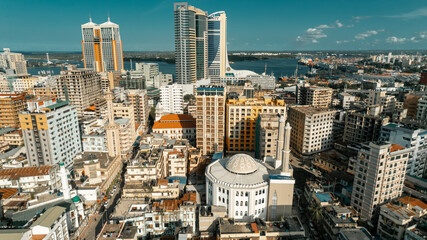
[0,93,26,128]
[226,96,286,152]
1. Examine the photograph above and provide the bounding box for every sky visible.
[1,0,427,51]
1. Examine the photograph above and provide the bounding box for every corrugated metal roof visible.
[32,206,66,228]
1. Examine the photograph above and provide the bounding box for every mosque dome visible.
[225,154,258,174]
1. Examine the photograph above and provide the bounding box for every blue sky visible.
[1,0,427,51]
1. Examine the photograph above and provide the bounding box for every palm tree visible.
[308,204,323,225]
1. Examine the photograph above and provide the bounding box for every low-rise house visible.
[73,152,122,192]
[0,166,59,193]
[377,196,427,240]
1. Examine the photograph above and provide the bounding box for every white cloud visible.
[336,20,343,28]
[336,40,349,44]
[355,30,383,40]
[386,36,407,43]
[296,27,327,43]
[410,31,427,42]
[388,7,427,18]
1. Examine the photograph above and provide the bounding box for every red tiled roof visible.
[0,166,54,180]
[390,144,405,152]
[152,114,196,130]
[0,188,18,199]
[160,114,195,121]
[398,196,427,210]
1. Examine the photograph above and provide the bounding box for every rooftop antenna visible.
[107,12,110,22]
[89,13,92,22]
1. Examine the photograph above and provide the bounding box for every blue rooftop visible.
[269,174,293,180]
[315,192,333,203]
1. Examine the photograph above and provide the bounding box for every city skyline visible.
[1,0,427,51]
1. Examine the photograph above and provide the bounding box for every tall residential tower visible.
[81,18,124,72]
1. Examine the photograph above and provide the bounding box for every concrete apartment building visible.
[0,93,26,128]
[117,193,196,238]
[126,89,149,126]
[288,105,335,156]
[350,142,411,219]
[377,196,427,240]
[338,92,356,109]
[0,48,27,74]
[380,123,427,178]
[368,90,397,112]
[160,84,184,114]
[19,98,81,169]
[167,148,187,177]
[57,69,102,117]
[417,95,427,120]
[404,94,422,117]
[226,96,286,153]
[343,106,390,145]
[195,86,226,155]
[296,85,333,108]
[255,113,280,160]
[126,147,166,183]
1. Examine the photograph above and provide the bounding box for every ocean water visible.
[27,58,309,78]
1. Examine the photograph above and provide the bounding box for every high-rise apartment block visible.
[288,105,335,156]
[255,113,280,160]
[81,18,124,72]
[57,69,102,117]
[296,85,333,108]
[126,89,149,126]
[174,3,208,83]
[226,96,286,152]
[196,86,226,155]
[0,48,27,74]
[380,123,427,178]
[0,93,26,128]
[343,106,389,145]
[351,142,410,219]
[160,84,184,114]
[417,95,427,120]
[19,98,81,169]
[368,90,397,113]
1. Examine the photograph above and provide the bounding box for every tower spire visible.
[281,122,292,175]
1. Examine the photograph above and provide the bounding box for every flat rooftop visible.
[290,105,335,115]
[74,152,117,169]
[219,217,305,236]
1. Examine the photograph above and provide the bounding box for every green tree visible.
[309,204,323,225]
[184,94,195,102]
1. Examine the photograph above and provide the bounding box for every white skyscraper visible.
[160,84,184,114]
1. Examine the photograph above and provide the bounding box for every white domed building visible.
[206,118,295,221]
